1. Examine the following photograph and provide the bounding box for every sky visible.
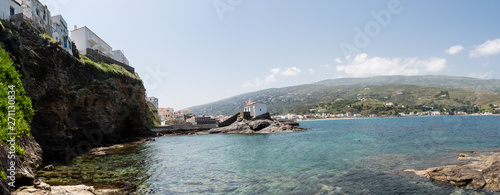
[41,0,500,110]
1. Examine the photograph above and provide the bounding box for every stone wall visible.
[218,113,240,127]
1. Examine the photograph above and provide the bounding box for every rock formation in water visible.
[408,152,500,191]
[209,112,306,134]
[0,19,158,193]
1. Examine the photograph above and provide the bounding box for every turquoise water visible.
[137,116,500,194]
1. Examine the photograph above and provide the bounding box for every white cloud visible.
[445,45,464,55]
[242,76,275,88]
[243,66,302,87]
[281,67,301,76]
[470,38,500,58]
[321,65,331,69]
[335,53,447,77]
[467,72,493,79]
[308,68,314,74]
[270,68,281,74]
[265,74,276,83]
[334,58,342,64]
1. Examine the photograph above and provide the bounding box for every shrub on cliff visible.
[0,46,34,154]
[80,54,139,80]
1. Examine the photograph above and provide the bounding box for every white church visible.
[243,99,267,117]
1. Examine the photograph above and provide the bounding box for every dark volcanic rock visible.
[1,20,156,165]
[1,19,157,193]
[209,113,306,134]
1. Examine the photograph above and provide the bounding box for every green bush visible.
[0,46,33,155]
[0,171,6,182]
[80,54,139,80]
[41,33,57,44]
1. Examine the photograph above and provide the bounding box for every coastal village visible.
[147,96,499,127]
[2,0,500,194]
[2,0,496,128]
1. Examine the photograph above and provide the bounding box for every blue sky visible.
[42,0,500,109]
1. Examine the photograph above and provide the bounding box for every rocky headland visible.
[208,112,307,134]
[406,150,500,191]
[0,18,158,194]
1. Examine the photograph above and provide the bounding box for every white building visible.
[71,26,113,57]
[243,100,267,117]
[146,96,159,110]
[0,0,22,20]
[21,0,51,35]
[51,15,72,55]
[430,111,441,116]
[112,50,129,65]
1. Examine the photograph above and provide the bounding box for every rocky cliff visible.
[0,19,157,193]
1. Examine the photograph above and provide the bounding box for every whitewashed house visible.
[71,26,113,57]
[51,15,72,55]
[243,100,267,117]
[0,0,22,20]
[112,50,129,65]
[21,0,51,35]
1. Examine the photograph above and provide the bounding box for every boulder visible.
[408,152,500,191]
[14,184,95,195]
[209,117,306,134]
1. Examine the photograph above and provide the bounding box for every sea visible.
[39,115,500,194]
[134,115,500,194]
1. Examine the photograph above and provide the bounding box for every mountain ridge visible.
[189,75,500,116]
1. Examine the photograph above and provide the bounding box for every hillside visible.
[189,76,500,116]
[316,75,500,93]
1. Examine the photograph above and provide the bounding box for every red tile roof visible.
[244,101,266,107]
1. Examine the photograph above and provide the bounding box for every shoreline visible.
[14,115,500,194]
[297,114,500,122]
[406,149,500,191]
[14,138,155,195]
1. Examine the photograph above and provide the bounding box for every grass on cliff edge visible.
[80,54,140,80]
[0,46,33,156]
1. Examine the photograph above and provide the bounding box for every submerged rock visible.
[407,152,500,191]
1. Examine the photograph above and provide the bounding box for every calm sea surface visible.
[40,116,500,194]
[134,116,500,194]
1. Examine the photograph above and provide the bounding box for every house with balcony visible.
[71,25,134,73]
[112,50,129,65]
[0,0,22,20]
[51,15,72,55]
[21,0,51,35]
[71,26,113,57]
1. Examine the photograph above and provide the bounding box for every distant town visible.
[146,96,499,127]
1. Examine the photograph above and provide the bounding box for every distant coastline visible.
[296,114,500,122]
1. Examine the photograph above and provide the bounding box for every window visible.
[36,9,40,16]
[10,7,14,16]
